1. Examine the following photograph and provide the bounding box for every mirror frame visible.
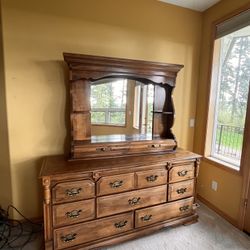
[64,53,183,159]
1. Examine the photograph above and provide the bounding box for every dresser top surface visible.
[39,149,201,178]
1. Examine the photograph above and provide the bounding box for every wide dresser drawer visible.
[97,185,167,217]
[54,212,133,249]
[135,197,194,228]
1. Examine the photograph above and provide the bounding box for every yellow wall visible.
[1,0,202,218]
[195,0,250,222]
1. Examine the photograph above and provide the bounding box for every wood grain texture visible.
[97,185,167,218]
[169,162,195,183]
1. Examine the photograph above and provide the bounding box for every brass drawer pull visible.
[178,170,188,177]
[96,147,110,152]
[179,205,190,212]
[65,209,82,218]
[146,175,158,182]
[61,233,77,243]
[65,188,82,197]
[149,144,161,148]
[110,180,123,188]
[141,214,152,222]
[114,220,128,228]
[176,188,187,194]
[128,197,141,206]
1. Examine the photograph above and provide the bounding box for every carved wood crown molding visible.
[63,53,184,86]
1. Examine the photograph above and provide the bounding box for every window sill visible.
[91,124,126,128]
[203,156,241,176]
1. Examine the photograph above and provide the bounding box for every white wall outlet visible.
[211,180,218,191]
[189,118,195,128]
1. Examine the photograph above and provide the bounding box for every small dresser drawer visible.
[52,180,95,204]
[97,173,135,196]
[129,140,175,154]
[97,185,166,218]
[168,179,194,201]
[169,162,195,183]
[52,199,95,227]
[135,197,194,228]
[54,212,133,249]
[136,169,167,188]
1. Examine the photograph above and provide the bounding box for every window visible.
[206,11,250,169]
[91,79,127,126]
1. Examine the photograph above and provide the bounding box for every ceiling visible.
[159,0,221,12]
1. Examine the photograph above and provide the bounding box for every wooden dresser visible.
[40,53,201,249]
[40,149,200,250]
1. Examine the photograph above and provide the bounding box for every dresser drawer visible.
[136,169,167,188]
[129,140,175,154]
[54,212,133,249]
[97,173,135,196]
[52,180,95,204]
[169,162,195,183]
[52,199,95,227]
[168,179,194,201]
[135,197,194,228]
[97,185,166,218]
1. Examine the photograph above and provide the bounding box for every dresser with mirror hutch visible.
[40,53,201,250]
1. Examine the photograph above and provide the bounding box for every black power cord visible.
[0,205,43,249]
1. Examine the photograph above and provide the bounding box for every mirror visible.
[90,78,154,141]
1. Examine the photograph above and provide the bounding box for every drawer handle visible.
[65,188,82,197]
[176,188,187,194]
[178,170,188,177]
[141,214,152,222]
[149,144,161,148]
[179,205,190,212]
[128,197,141,206]
[146,175,158,182]
[65,209,82,218]
[110,180,123,188]
[114,220,128,228]
[96,147,110,152]
[61,233,77,243]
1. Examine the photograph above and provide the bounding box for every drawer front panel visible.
[97,173,135,196]
[135,197,194,228]
[168,179,194,201]
[136,169,167,188]
[169,163,195,183]
[97,186,166,218]
[53,199,95,227]
[54,212,133,249]
[52,180,95,204]
[129,140,175,154]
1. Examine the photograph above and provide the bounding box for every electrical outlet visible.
[211,180,218,191]
[189,118,195,128]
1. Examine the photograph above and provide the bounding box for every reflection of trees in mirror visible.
[91,79,127,125]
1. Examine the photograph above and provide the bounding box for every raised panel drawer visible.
[136,169,167,188]
[52,199,95,227]
[168,179,194,201]
[97,173,135,196]
[54,212,133,249]
[52,180,95,204]
[135,197,194,228]
[97,185,166,218]
[169,162,195,183]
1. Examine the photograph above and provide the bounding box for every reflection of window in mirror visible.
[133,83,154,134]
[91,79,127,126]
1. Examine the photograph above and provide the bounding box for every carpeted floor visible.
[2,202,249,249]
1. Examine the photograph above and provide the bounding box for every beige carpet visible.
[103,203,250,250]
